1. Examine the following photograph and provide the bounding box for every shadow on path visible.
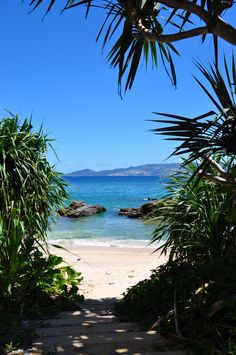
[32,297,184,354]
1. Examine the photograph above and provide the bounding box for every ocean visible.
[49,176,168,247]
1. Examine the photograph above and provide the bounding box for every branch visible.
[212,17,236,45]
[137,0,236,46]
[137,20,207,43]
[202,155,232,181]
[199,170,235,186]
[214,0,234,15]
[202,155,236,184]
[160,0,211,23]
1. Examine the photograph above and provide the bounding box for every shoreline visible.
[49,240,158,251]
[48,237,163,250]
[50,241,168,299]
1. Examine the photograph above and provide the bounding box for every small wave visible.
[48,237,162,249]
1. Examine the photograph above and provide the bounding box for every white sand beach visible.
[50,243,168,299]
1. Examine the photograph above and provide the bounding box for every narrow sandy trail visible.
[31,245,185,354]
[33,298,184,354]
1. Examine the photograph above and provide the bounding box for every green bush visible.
[0,114,83,305]
[116,157,236,354]
[151,160,235,263]
[115,258,236,354]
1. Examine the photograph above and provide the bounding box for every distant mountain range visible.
[64,163,179,177]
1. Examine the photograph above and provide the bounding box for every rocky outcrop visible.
[118,200,171,219]
[58,201,106,218]
[119,201,158,219]
[119,208,143,218]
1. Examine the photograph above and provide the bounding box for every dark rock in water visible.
[58,201,106,218]
[118,208,143,218]
[140,202,157,216]
[119,201,158,219]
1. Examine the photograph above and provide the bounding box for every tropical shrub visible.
[116,161,236,353]
[151,160,235,263]
[116,56,236,353]
[115,257,236,354]
[0,114,83,304]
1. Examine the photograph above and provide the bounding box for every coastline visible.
[50,242,168,299]
[49,238,158,249]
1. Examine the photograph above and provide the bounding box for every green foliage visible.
[101,1,179,94]
[27,0,180,92]
[116,258,236,354]
[0,114,83,306]
[26,1,236,93]
[20,3,236,355]
[152,54,236,165]
[117,159,236,353]
[0,114,84,351]
[141,54,236,353]
[116,261,203,327]
[40,254,83,300]
[151,160,236,262]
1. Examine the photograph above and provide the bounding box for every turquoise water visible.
[49,176,168,247]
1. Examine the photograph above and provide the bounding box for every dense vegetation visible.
[116,161,236,354]
[115,55,236,354]
[116,259,236,354]
[0,115,83,352]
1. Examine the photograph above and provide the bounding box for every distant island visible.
[64,163,179,177]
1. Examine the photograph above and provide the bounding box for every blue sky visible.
[0,2,234,173]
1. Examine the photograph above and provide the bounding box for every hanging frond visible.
[151,55,236,163]
[27,0,92,16]
[101,1,179,93]
[26,0,236,91]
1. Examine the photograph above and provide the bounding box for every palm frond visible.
[27,0,92,16]
[151,55,236,161]
[26,0,233,90]
[103,1,179,93]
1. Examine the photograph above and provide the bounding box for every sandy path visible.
[50,243,167,299]
[31,244,185,354]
